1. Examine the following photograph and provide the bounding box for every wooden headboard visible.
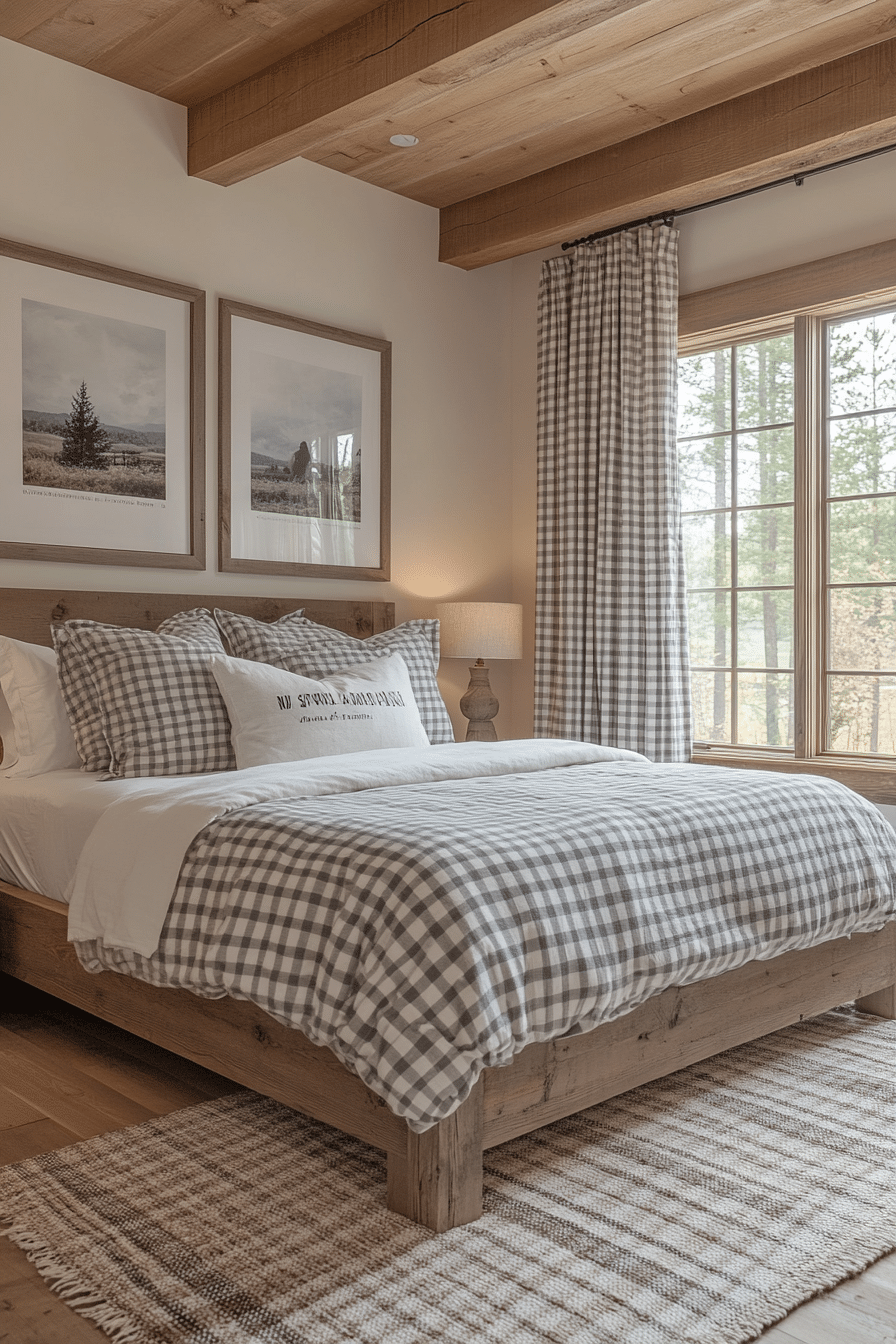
[0,589,395,647]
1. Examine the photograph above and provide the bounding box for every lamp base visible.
[459,661,498,742]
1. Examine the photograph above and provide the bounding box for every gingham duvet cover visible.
[74,761,896,1131]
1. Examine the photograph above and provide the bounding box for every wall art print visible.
[0,237,205,569]
[219,298,390,580]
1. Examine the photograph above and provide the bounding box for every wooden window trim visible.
[679,237,896,341]
[679,236,896,803]
[690,749,896,804]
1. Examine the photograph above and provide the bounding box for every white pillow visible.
[0,637,82,778]
[0,684,18,769]
[209,652,430,768]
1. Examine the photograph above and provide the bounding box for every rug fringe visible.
[3,1224,144,1344]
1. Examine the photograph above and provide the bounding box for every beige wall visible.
[506,153,896,740]
[0,38,516,740]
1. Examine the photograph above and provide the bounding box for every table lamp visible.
[436,602,523,741]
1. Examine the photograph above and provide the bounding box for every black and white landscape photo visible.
[249,348,361,524]
[22,298,167,499]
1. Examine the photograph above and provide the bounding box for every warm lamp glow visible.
[436,602,523,661]
[435,603,523,743]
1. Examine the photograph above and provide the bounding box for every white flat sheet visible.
[0,769,182,903]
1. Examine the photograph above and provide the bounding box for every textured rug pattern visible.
[1,1008,894,1344]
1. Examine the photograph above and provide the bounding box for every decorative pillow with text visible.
[209,652,430,767]
[214,609,454,745]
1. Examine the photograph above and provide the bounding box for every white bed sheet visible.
[0,769,179,903]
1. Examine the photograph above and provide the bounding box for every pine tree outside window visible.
[678,295,896,776]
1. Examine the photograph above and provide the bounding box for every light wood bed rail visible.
[0,588,894,1232]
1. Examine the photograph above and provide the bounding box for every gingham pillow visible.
[214,609,454,745]
[52,609,234,778]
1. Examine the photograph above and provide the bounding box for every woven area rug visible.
[1,1008,894,1344]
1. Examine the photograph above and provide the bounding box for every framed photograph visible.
[0,237,205,569]
[219,298,390,580]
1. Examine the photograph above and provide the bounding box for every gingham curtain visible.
[534,223,691,760]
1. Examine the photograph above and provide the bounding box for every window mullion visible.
[793,314,824,758]
[730,345,738,744]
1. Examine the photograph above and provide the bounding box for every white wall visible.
[506,153,896,740]
[0,38,516,740]
[876,803,896,831]
[677,151,896,294]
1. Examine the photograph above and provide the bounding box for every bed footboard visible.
[1,880,894,1234]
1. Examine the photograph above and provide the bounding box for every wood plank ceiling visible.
[3,0,895,268]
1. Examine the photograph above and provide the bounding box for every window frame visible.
[678,243,896,803]
[678,327,797,752]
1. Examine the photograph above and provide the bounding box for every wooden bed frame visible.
[1,587,894,1233]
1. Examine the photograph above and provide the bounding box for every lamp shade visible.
[436,602,523,660]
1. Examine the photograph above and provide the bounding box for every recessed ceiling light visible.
[389,133,419,147]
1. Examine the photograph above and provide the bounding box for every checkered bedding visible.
[73,761,896,1131]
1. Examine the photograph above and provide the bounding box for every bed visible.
[0,586,894,1233]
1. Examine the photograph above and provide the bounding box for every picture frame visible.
[219,298,391,581]
[0,237,205,570]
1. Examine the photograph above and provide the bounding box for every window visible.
[677,300,896,766]
[826,310,896,754]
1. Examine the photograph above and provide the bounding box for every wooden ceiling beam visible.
[187,0,659,186]
[439,37,896,269]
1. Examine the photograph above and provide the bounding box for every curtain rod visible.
[561,141,896,251]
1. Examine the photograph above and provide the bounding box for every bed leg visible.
[855,983,896,1018]
[386,1081,484,1231]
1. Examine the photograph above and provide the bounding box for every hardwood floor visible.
[0,977,894,1344]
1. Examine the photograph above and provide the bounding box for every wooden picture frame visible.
[0,237,205,569]
[219,298,391,581]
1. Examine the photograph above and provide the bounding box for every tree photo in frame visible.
[219,298,390,580]
[0,237,205,569]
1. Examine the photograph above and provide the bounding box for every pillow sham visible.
[0,685,16,768]
[210,652,430,768]
[0,637,82,778]
[52,609,234,778]
[214,609,454,745]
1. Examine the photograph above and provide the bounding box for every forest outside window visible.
[677,299,896,767]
